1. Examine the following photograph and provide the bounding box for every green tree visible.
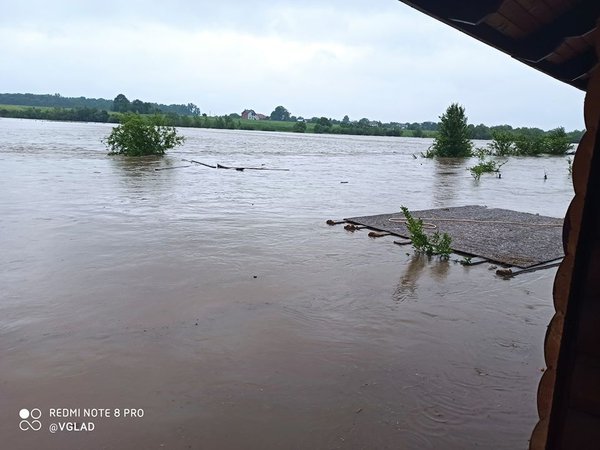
[490,124,513,134]
[314,117,332,134]
[513,134,544,156]
[270,105,291,121]
[357,118,370,128]
[104,114,185,156]
[214,116,225,129]
[317,117,331,127]
[293,121,307,133]
[469,123,492,140]
[223,115,235,129]
[543,127,573,155]
[131,99,154,114]
[112,94,131,113]
[421,121,438,131]
[429,103,473,157]
[187,103,201,116]
[489,130,515,156]
[566,129,584,143]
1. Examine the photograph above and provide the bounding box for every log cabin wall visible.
[531,24,600,449]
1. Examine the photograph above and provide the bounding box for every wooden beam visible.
[514,2,600,62]
[398,0,502,26]
[396,0,595,91]
[534,48,598,83]
[448,0,503,25]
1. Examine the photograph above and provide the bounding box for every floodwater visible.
[0,118,574,449]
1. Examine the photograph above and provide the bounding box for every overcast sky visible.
[0,0,586,130]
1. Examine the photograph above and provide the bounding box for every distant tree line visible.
[0,92,113,110]
[111,94,200,116]
[0,93,201,117]
[0,106,112,122]
[467,122,583,143]
[265,105,583,142]
[309,116,406,136]
[0,94,585,142]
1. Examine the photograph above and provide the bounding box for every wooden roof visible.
[398,0,599,91]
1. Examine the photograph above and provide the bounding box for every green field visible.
[237,118,315,132]
[0,104,56,112]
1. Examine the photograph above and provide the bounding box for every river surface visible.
[0,118,574,449]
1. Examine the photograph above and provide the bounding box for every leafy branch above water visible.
[468,159,506,180]
[400,206,452,258]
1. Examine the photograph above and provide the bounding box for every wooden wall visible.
[530,22,600,450]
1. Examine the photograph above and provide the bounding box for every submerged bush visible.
[472,146,492,159]
[488,130,515,156]
[484,128,572,157]
[104,114,185,156]
[513,134,544,156]
[293,121,307,133]
[468,160,504,180]
[543,127,573,155]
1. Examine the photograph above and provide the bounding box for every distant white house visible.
[241,109,257,120]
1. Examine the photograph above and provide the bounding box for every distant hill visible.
[0,93,200,116]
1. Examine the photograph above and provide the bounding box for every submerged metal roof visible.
[398,0,599,90]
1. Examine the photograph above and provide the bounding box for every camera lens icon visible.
[19,408,42,431]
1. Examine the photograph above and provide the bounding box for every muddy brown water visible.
[0,118,574,449]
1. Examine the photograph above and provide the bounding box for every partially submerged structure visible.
[397,1,600,448]
[346,205,563,268]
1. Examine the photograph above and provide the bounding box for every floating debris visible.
[182,159,289,171]
[344,224,365,232]
[368,231,390,238]
[182,159,216,168]
[501,261,562,278]
[496,268,513,277]
[154,165,191,171]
